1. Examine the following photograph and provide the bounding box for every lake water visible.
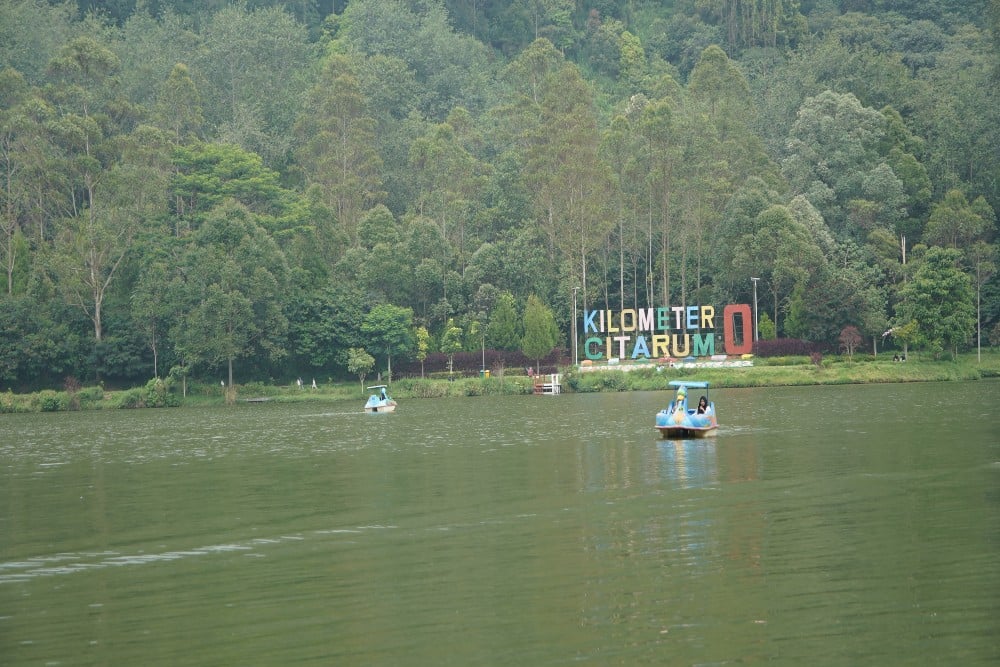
[2,381,998,666]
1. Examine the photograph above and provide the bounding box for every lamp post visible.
[572,286,580,367]
[750,277,760,343]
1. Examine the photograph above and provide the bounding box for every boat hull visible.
[656,424,717,439]
[364,400,396,413]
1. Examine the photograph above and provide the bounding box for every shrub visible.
[114,388,144,409]
[38,390,68,412]
[77,386,105,407]
[142,377,180,407]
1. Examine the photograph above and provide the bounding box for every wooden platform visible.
[532,373,561,395]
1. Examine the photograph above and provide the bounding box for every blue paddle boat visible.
[364,385,397,413]
[655,380,718,438]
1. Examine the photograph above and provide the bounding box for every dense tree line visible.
[1,0,998,390]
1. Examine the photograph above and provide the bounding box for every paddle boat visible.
[655,380,718,438]
[364,385,397,413]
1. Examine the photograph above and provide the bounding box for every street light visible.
[572,286,580,367]
[750,277,760,343]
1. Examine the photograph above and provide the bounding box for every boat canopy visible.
[367,385,388,390]
[668,380,710,389]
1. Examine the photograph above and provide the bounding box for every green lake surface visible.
[2,381,998,666]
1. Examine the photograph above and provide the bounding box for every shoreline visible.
[3,351,999,413]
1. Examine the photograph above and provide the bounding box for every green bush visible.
[140,377,179,407]
[241,381,267,396]
[37,390,68,412]
[574,371,629,392]
[0,389,29,413]
[114,388,144,409]
[77,385,105,406]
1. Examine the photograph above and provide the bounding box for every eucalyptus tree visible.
[116,9,202,110]
[293,53,383,246]
[634,91,683,306]
[408,111,490,285]
[154,63,204,148]
[523,63,614,312]
[922,189,994,249]
[131,255,175,379]
[0,68,39,294]
[600,110,649,311]
[337,0,494,121]
[909,20,1000,210]
[665,45,775,306]
[45,36,145,345]
[879,106,931,234]
[732,204,826,335]
[696,0,806,52]
[191,4,316,166]
[507,0,577,53]
[781,90,890,240]
[0,0,76,85]
[712,177,782,300]
[966,241,997,361]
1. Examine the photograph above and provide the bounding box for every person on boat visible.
[380,387,387,401]
[696,396,710,414]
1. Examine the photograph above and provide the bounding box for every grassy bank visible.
[3,351,999,413]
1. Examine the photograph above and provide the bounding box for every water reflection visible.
[657,439,718,488]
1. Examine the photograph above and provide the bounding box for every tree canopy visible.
[1,0,998,390]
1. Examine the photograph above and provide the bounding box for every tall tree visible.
[781,90,889,239]
[294,53,383,245]
[524,63,613,310]
[45,37,140,344]
[895,246,975,359]
[521,293,558,371]
[193,4,316,165]
[487,290,521,353]
[922,189,993,249]
[733,204,826,334]
[361,303,415,381]
[173,200,289,386]
[154,63,204,146]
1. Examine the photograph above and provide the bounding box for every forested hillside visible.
[1,0,998,390]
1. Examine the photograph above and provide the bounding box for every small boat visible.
[655,380,718,438]
[364,385,397,413]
